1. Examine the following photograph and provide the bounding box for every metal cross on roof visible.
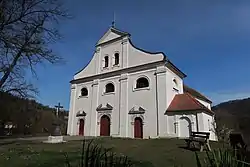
[111,11,116,28]
[55,102,63,117]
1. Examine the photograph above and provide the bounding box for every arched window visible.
[81,88,88,96]
[173,79,178,87]
[114,53,119,65]
[173,79,179,93]
[105,83,115,93]
[104,56,109,67]
[136,77,149,88]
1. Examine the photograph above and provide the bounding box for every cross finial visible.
[55,102,63,118]
[111,11,115,28]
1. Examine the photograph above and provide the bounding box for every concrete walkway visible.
[0,135,95,143]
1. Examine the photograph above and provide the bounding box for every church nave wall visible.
[127,69,158,138]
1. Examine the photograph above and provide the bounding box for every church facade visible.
[67,27,217,140]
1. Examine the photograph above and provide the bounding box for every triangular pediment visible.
[76,111,86,117]
[96,103,113,111]
[129,105,146,114]
[96,27,130,46]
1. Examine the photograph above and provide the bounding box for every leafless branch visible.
[0,0,69,97]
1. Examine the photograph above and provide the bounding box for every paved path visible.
[0,136,95,143]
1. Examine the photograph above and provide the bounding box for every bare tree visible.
[0,0,69,97]
[211,120,233,143]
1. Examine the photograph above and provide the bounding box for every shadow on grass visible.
[0,140,45,149]
[0,141,17,146]
[179,146,200,152]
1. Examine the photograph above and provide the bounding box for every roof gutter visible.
[165,60,187,78]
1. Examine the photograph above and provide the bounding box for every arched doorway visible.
[79,119,84,136]
[100,115,110,136]
[179,117,191,138]
[134,117,143,138]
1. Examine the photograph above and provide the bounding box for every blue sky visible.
[31,0,250,110]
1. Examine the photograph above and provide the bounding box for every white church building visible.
[67,26,216,140]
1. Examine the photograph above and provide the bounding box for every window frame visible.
[173,78,179,88]
[104,55,109,68]
[114,52,119,66]
[173,87,179,94]
[105,83,115,94]
[79,87,88,98]
[136,77,149,89]
[133,76,150,91]
[172,78,180,94]
[173,78,178,86]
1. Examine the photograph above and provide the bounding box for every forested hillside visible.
[0,91,68,137]
[212,98,250,145]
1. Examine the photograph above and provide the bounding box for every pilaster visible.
[119,73,128,137]
[122,37,129,68]
[67,84,76,135]
[90,79,99,136]
[96,47,101,74]
[197,112,204,132]
[155,66,167,137]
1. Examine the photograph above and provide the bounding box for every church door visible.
[134,117,143,138]
[79,119,84,136]
[100,115,110,136]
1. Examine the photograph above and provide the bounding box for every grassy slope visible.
[0,138,223,167]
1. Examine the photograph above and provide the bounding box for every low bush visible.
[195,148,250,167]
[64,140,136,167]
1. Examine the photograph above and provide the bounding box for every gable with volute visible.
[73,27,166,80]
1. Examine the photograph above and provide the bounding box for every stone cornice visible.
[121,38,129,45]
[96,35,128,47]
[96,47,101,53]
[155,68,167,75]
[119,73,128,81]
[71,61,164,84]
[91,79,99,86]
[166,60,187,78]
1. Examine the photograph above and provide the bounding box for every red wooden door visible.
[100,115,110,136]
[79,119,84,136]
[134,117,143,138]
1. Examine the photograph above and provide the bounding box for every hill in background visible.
[212,98,250,145]
[0,91,68,137]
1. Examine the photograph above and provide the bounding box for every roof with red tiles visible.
[166,93,214,114]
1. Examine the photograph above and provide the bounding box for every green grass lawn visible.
[0,137,223,167]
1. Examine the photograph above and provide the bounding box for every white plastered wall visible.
[165,112,197,138]
[200,112,217,141]
[126,69,158,139]
[196,98,211,110]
